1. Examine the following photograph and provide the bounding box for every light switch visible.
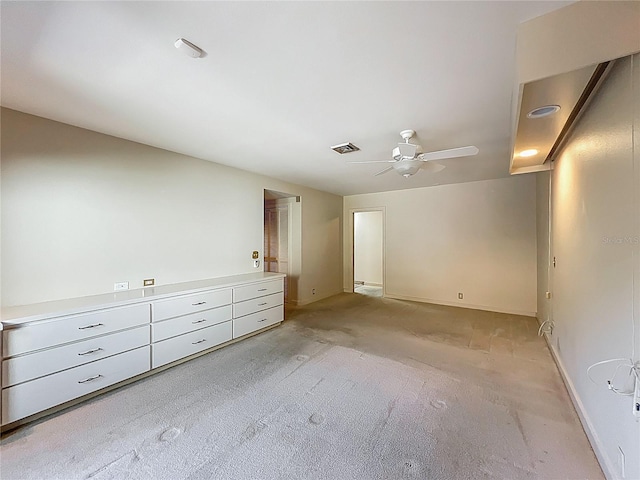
[252,251,259,259]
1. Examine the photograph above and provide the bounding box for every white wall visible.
[538,54,640,480]
[354,211,383,286]
[344,176,537,316]
[1,108,343,307]
[536,170,551,326]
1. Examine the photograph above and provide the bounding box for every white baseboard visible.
[537,319,613,480]
[289,289,343,306]
[384,292,536,317]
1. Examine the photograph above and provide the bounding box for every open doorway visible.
[264,190,301,304]
[353,210,384,297]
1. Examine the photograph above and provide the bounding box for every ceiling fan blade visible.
[397,142,418,158]
[374,166,394,176]
[421,161,446,174]
[419,145,479,162]
[346,160,395,164]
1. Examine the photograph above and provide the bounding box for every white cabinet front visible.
[151,305,232,343]
[3,303,150,358]
[152,289,232,322]
[233,306,283,339]
[2,325,149,388]
[233,279,283,303]
[233,292,284,318]
[2,346,150,425]
[151,321,232,368]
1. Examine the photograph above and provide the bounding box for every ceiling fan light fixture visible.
[527,105,561,119]
[518,148,539,158]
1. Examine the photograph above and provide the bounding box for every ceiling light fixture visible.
[518,149,539,158]
[174,38,204,58]
[527,105,561,119]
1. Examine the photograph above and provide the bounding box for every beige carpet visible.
[0,293,603,479]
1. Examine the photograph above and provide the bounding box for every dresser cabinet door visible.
[233,306,283,339]
[233,279,283,303]
[2,326,149,388]
[2,346,150,425]
[3,304,150,357]
[152,289,232,322]
[151,321,232,368]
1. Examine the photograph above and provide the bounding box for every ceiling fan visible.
[348,130,479,178]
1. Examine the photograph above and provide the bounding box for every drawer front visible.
[151,305,232,342]
[152,289,232,322]
[2,346,150,425]
[233,292,283,318]
[151,321,232,368]
[2,326,149,388]
[3,303,150,358]
[233,305,283,339]
[233,279,283,303]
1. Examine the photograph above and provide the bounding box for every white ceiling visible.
[1,1,572,196]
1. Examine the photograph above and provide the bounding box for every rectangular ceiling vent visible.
[331,142,360,154]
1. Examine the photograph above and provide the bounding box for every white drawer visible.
[233,305,283,339]
[233,292,284,318]
[1,346,150,425]
[152,289,232,322]
[233,279,283,303]
[2,326,149,388]
[151,305,232,342]
[3,303,150,358]
[151,321,232,368]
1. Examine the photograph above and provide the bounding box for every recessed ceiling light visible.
[175,38,204,58]
[518,149,539,158]
[331,142,360,154]
[527,105,561,119]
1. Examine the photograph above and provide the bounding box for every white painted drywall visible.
[344,176,537,316]
[1,109,343,307]
[354,211,383,286]
[539,54,640,480]
[536,171,551,326]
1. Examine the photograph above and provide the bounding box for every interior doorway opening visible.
[264,190,300,304]
[353,210,384,298]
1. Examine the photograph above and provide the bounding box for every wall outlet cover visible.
[114,282,129,291]
[252,251,259,259]
[143,278,155,287]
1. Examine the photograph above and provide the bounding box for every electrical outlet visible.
[114,281,129,291]
[458,292,463,300]
[546,291,552,299]
[253,260,260,268]
[633,367,640,418]
[312,288,316,295]
[143,278,155,287]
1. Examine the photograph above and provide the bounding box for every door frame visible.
[347,207,386,296]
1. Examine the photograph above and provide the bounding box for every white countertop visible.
[1,272,286,327]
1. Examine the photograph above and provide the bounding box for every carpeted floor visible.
[0,293,603,479]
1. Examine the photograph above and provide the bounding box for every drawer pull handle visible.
[78,348,103,356]
[258,318,268,323]
[192,339,207,345]
[78,323,104,330]
[257,288,268,292]
[257,302,268,306]
[78,374,102,384]
[192,319,207,324]
[192,301,207,306]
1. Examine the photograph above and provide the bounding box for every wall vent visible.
[331,142,360,154]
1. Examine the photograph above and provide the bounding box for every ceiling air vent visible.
[331,142,360,154]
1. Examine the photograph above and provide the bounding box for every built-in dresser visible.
[0,272,285,429]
